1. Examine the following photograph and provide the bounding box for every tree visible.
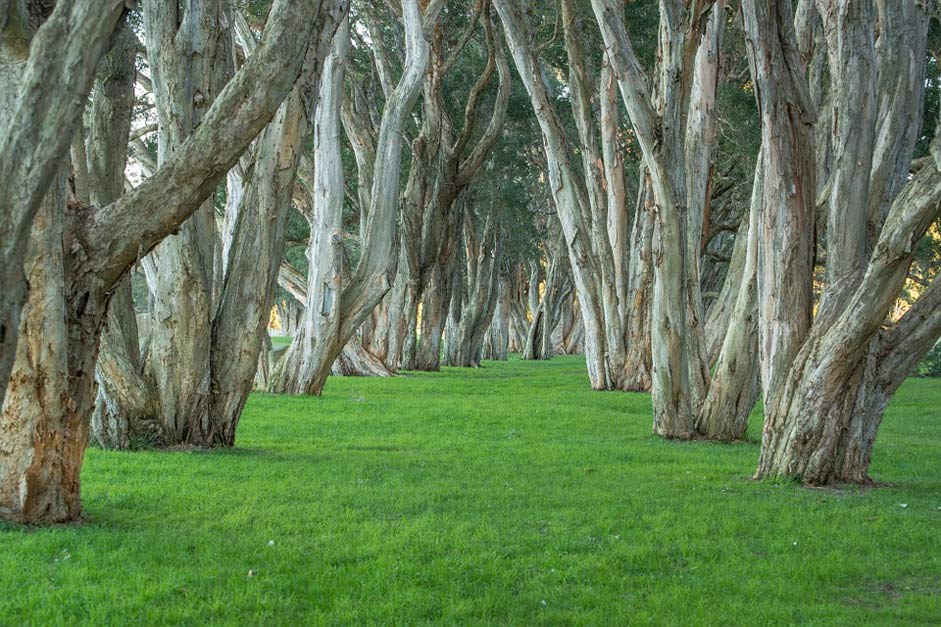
[745,1,941,484]
[91,2,347,448]
[399,0,512,372]
[0,0,345,524]
[441,204,504,367]
[272,0,444,395]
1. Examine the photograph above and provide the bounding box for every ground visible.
[1,356,939,625]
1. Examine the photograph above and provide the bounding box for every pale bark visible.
[695,164,762,441]
[748,11,816,401]
[495,0,618,390]
[483,271,511,361]
[522,232,572,362]
[443,214,504,367]
[622,177,654,390]
[88,20,154,449]
[333,339,395,377]
[274,0,439,395]
[757,145,941,483]
[814,0,877,319]
[596,0,690,435]
[592,0,750,438]
[208,84,313,444]
[273,19,349,394]
[142,0,234,444]
[558,295,585,355]
[600,57,629,320]
[703,210,750,364]
[561,0,626,377]
[97,2,346,447]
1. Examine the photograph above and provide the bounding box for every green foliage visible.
[916,341,941,377]
[915,21,941,159]
[1,358,939,624]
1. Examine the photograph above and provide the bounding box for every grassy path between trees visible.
[1,356,939,624]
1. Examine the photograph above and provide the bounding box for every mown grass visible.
[1,356,939,625]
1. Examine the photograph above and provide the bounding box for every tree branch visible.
[88,0,346,287]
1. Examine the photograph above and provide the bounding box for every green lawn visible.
[1,356,939,625]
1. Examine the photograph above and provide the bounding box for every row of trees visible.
[1,0,940,524]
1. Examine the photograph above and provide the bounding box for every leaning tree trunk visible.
[695,163,761,441]
[99,4,342,447]
[273,20,350,395]
[756,164,941,482]
[495,0,619,389]
[208,81,318,444]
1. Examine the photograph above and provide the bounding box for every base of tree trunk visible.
[333,341,395,377]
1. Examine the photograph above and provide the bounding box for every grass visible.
[269,335,294,348]
[1,356,939,625]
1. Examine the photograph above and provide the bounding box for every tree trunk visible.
[272,20,349,395]
[0,173,86,523]
[695,164,761,441]
[749,0,938,483]
[333,338,395,377]
[0,0,126,410]
[403,9,511,371]
[483,271,511,361]
[618,177,654,390]
[142,0,234,445]
[209,84,315,444]
[443,215,503,368]
[416,255,454,371]
[495,0,619,390]
[85,21,156,449]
